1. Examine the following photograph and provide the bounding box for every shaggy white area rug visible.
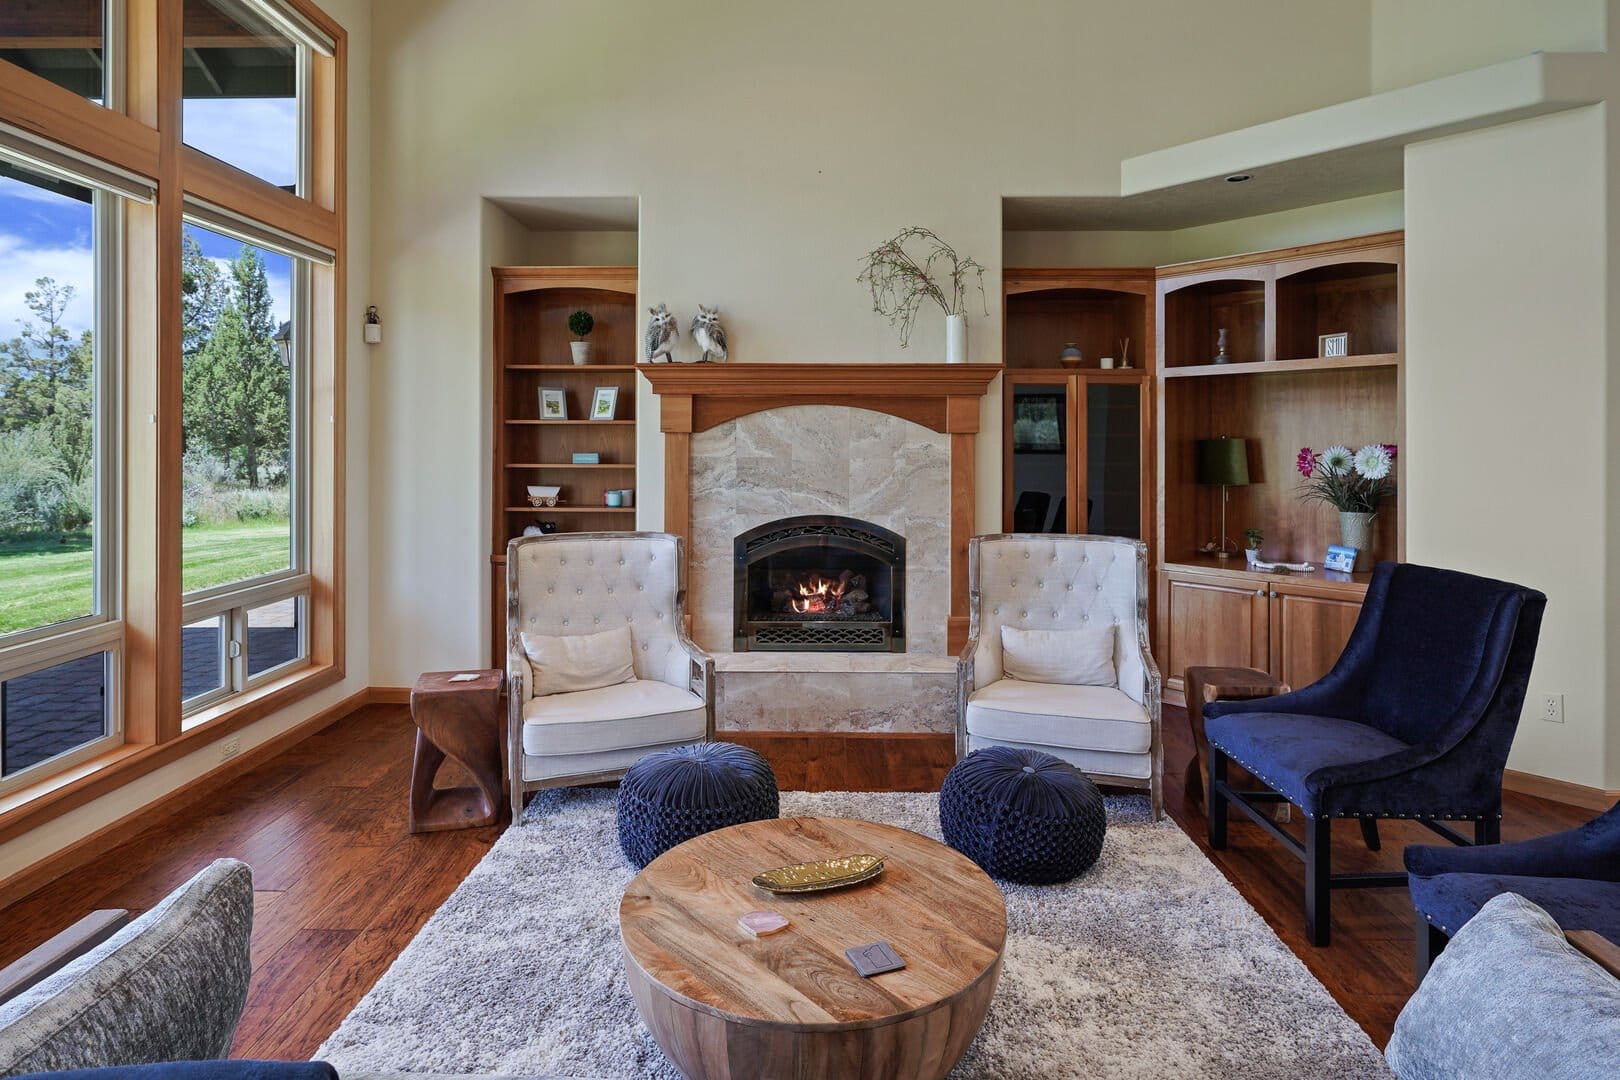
[319,789,1390,1078]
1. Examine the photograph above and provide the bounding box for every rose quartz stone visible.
[738,910,790,937]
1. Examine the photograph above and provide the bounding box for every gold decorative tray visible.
[752,854,884,894]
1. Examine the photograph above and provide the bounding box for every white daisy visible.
[1320,445,1354,475]
[1353,443,1392,480]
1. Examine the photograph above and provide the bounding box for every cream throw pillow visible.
[521,626,637,696]
[1000,624,1117,686]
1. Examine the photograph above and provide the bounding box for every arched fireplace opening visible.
[733,516,905,652]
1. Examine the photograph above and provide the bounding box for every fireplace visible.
[734,515,905,652]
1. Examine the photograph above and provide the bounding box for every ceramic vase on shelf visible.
[1212,327,1231,364]
[1338,511,1375,571]
[1060,342,1082,368]
[570,341,592,365]
[945,313,967,364]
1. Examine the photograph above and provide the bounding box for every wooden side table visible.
[409,669,505,832]
[1183,665,1288,813]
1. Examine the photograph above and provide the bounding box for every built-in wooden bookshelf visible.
[490,266,638,661]
[1154,231,1404,701]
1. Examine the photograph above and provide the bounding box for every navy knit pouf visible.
[616,743,779,868]
[939,747,1107,884]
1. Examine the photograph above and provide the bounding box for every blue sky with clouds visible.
[0,97,297,345]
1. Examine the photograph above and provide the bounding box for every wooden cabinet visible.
[1160,561,1366,704]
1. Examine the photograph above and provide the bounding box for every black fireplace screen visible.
[733,515,906,652]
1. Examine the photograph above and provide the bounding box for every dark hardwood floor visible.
[0,702,1592,1057]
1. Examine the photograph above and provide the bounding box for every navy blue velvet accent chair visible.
[1407,801,1620,978]
[1204,561,1546,946]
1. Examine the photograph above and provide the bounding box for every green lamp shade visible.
[1196,437,1250,486]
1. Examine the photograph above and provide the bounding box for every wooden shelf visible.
[1161,353,1400,378]
[1161,555,1374,593]
[505,462,635,469]
[503,506,636,514]
[504,419,635,426]
[505,364,638,371]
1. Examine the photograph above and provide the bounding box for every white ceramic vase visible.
[570,341,592,365]
[945,313,967,364]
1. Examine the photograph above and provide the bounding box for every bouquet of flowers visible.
[1296,443,1397,513]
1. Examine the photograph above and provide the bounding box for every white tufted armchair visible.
[959,534,1163,819]
[506,532,714,819]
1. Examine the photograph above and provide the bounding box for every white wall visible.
[1370,0,1606,92]
[1404,105,1610,789]
[0,0,376,881]
[367,0,1374,686]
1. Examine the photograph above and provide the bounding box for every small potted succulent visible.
[1243,528,1263,567]
[568,310,595,365]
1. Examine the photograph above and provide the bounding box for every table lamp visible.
[1196,436,1250,559]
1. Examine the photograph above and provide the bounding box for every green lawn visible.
[0,520,290,635]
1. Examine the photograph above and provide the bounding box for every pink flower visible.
[1383,443,1399,461]
[1296,447,1317,478]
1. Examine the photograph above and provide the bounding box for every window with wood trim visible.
[0,0,343,810]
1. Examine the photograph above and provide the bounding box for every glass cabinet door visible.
[1083,381,1143,539]
[1009,380,1071,533]
[1005,375,1148,539]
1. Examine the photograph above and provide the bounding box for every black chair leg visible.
[1416,918,1448,982]
[1304,815,1332,946]
[1476,817,1500,845]
[1359,818,1381,851]
[1207,748,1229,850]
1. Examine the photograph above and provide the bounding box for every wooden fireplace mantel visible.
[641,362,1003,652]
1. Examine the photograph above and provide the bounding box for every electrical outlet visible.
[220,734,242,760]
[1538,693,1565,724]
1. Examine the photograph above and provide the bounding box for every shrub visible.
[0,429,75,536]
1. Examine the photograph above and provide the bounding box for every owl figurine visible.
[644,303,679,363]
[690,304,728,363]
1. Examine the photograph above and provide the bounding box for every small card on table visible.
[846,940,905,977]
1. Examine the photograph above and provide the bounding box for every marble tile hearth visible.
[713,652,959,735]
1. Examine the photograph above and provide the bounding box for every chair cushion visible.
[966,679,1149,754]
[0,860,253,1076]
[1386,893,1620,1080]
[521,681,705,757]
[1204,711,1410,815]
[1409,871,1620,939]
[520,626,636,696]
[1000,625,1116,686]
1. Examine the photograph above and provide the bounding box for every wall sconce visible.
[273,320,293,367]
[363,305,383,344]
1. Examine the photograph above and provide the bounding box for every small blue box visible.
[1324,544,1358,573]
[571,452,601,465]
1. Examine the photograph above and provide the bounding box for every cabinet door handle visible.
[1255,588,1265,597]
[1269,591,1278,598]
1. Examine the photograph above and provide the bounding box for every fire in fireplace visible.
[734,516,905,652]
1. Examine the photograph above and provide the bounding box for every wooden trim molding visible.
[641,363,1001,651]
[1504,769,1620,813]
[0,683,377,911]
[1155,229,1404,278]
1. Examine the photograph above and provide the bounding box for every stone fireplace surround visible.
[642,363,1000,735]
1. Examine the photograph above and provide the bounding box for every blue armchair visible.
[1407,801,1620,978]
[1204,561,1546,946]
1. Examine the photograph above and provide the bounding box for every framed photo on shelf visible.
[1318,332,1349,358]
[1324,544,1358,573]
[590,386,619,421]
[538,387,567,420]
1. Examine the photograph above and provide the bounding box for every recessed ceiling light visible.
[1226,173,1252,183]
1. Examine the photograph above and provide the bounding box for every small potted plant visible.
[568,310,595,365]
[1243,528,1263,567]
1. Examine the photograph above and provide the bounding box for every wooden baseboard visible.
[0,687,379,911]
[1504,769,1619,813]
[369,686,411,705]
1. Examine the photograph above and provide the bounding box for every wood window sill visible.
[0,663,343,847]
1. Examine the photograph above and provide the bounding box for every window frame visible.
[0,0,346,837]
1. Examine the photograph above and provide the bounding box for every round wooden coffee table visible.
[619,816,1006,1080]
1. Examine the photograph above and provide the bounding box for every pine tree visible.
[181,246,289,488]
[180,231,229,360]
[0,278,94,483]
